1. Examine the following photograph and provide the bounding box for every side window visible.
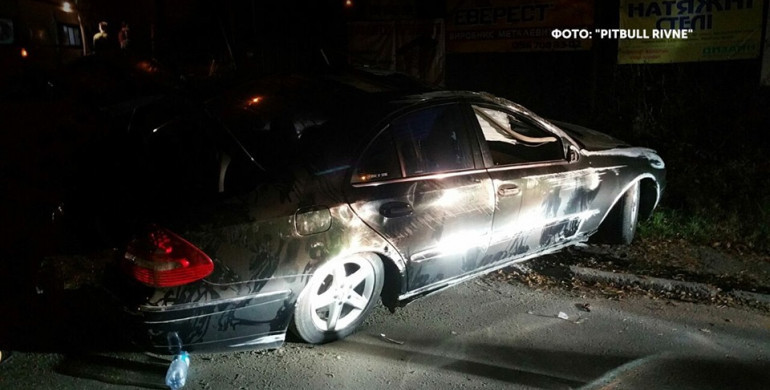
[391,104,474,176]
[473,105,563,166]
[352,130,402,184]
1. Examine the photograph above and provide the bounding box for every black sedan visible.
[102,70,665,354]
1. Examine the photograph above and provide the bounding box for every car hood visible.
[549,120,630,151]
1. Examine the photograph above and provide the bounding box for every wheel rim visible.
[308,256,376,332]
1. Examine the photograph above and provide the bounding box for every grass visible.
[587,64,770,254]
[634,140,770,253]
[631,127,770,254]
[639,201,770,253]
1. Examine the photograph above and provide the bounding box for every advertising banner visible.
[445,0,594,53]
[348,20,446,85]
[618,0,764,64]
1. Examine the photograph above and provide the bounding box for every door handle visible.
[379,201,414,218]
[497,184,520,197]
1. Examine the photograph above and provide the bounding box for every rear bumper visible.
[128,289,295,354]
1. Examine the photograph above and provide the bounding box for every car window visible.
[473,105,563,166]
[352,129,402,184]
[391,104,474,176]
[142,118,223,195]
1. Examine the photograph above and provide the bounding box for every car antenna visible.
[319,48,330,67]
[204,108,266,171]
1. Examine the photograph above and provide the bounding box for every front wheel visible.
[0,350,11,365]
[593,181,640,245]
[291,254,384,344]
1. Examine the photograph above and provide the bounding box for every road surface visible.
[1,277,768,389]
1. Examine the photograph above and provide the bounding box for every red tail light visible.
[122,225,213,287]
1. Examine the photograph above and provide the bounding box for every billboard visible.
[618,0,764,64]
[348,20,446,85]
[446,0,594,53]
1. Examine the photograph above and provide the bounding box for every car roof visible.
[203,70,485,170]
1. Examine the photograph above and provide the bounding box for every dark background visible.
[1,0,769,257]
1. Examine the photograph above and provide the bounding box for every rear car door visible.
[347,103,495,292]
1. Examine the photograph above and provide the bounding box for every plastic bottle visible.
[165,351,190,390]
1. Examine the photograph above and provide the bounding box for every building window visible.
[60,23,81,47]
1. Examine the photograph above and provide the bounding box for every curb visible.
[569,266,770,306]
[569,266,720,298]
[728,290,770,305]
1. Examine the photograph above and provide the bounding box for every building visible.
[0,0,86,87]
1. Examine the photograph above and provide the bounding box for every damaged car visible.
[99,70,665,355]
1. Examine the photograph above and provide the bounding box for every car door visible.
[347,103,495,292]
[470,103,591,264]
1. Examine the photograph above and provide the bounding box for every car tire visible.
[593,181,640,245]
[0,350,11,365]
[291,253,384,344]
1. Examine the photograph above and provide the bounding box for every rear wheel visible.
[593,181,640,245]
[291,254,383,344]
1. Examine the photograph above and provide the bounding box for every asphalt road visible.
[1,277,769,390]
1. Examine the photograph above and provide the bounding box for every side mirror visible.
[567,146,580,163]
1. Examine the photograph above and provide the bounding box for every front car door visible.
[470,103,601,264]
[347,102,495,293]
